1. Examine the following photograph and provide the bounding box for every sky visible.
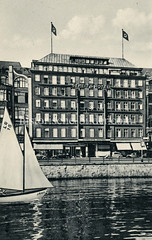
[0,0,152,68]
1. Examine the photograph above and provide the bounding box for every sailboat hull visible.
[0,188,47,204]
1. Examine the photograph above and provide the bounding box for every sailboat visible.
[0,107,53,204]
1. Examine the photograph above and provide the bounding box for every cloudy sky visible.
[0,0,152,68]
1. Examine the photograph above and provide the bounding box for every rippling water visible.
[1,178,152,239]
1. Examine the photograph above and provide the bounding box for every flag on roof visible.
[122,29,129,41]
[51,22,57,36]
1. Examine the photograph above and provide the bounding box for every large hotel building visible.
[30,53,146,158]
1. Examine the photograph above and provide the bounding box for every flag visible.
[122,29,129,41]
[51,22,57,36]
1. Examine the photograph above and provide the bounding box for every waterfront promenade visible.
[39,157,152,180]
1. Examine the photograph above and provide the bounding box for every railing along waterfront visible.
[39,157,152,166]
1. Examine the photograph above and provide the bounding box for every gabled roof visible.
[37,53,136,68]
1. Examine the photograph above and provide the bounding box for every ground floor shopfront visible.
[33,138,148,159]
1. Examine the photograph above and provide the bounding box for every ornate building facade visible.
[31,53,146,158]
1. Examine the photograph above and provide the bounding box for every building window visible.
[15,107,28,120]
[71,128,76,137]
[35,87,40,95]
[36,99,41,108]
[44,87,49,96]
[80,89,85,96]
[53,128,58,137]
[116,115,121,124]
[98,128,103,138]
[44,128,49,138]
[89,101,94,110]
[80,114,85,123]
[124,115,129,124]
[0,107,4,118]
[80,128,85,138]
[61,113,66,123]
[98,90,103,97]
[36,128,41,137]
[139,103,143,110]
[89,90,94,97]
[124,129,128,138]
[80,77,84,83]
[90,129,94,137]
[71,100,76,110]
[0,90,7,101]
[116,90,121,98]
[131,115,136,124]
[116,129,121,138]
[124,90,128,98]
[89,78,93,84]
[71,77,75,84]
[138,115,143,123]
[44,113,49,123]
[107,129,112,138]
[131,102,135,110]
[61,128,66,137]
[14,77,28,88]
[98,101,103,110]
[14,92,28,104]
[131,80,135,88]
[131,91,136,99]
[98,78,102,84]
[52,76,57,84]
[71,88,76,96]
[98,114,103,124]
[80,101,85,110]
[115,79,121,87]
[36,113,41,122]
[71,113,76,123]
[52,87,57,96]
[138,129,143,137]
[138,80,143,86]
[35,75,40,82]
[52,100,57,109]
[123,79,128,87]
[61,100,65,109]
[44,99,49,108]
[60,76,65,85]
[107,89,111,97]
[131,129,136,137]
[124,102,128,111]
[107,102,112,109]
[43,75,49,84]
[116,102,121,111]
[89,114,94,123]
[138,91,143,98]
[15,126,24,135]
[53,113,58,123]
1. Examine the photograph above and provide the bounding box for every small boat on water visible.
[0,107,53,204]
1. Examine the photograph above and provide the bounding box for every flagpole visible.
[122,29,124,58]
[51,22,53,54]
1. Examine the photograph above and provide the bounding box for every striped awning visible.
[131,142,147,151]
[116,143,132,150]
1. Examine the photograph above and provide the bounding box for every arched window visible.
[14,77,28,88]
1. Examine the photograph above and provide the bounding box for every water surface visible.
[0,178,152,240]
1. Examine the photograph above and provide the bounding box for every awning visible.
[131,142,147,151]
[34,144,63,150]
[116,143,132,150]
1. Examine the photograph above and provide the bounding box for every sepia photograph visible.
[0,0,152,239]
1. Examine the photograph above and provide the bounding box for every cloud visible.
[59,15,105,40]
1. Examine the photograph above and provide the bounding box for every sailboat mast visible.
[23,125,25,192]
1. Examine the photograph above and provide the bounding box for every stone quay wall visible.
[41,163,152,179]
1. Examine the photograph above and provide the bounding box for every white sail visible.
[24,127,53,189]
[0,107,23,190]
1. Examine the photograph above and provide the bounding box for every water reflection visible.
[0,179,152,239]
